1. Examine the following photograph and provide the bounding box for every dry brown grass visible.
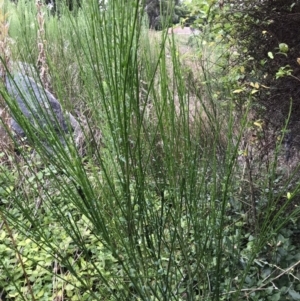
[142,29,230,150]
[0,0,13,156]
[36,0,51,91]
[143,30,203,116]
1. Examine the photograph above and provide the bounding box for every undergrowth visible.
[0,1,299,300]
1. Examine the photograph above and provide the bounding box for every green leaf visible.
[268,52,274,59]
[279,43,289,53]
[269,292,281,301]
[36,290,45,298]
[233,89,244,94]
[37,171,44,180]
[289,290,300,300]
[65,284,75,291]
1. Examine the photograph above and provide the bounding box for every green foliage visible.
[0,158,15,199]
[217,0,300,143]
[276,65,293,80]
[0,0,300,300]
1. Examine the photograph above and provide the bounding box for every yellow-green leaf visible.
[233,89,244,94]
[254,120,263,129]
[268,52,274,59]
[250,82,259,89]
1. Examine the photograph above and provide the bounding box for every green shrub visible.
[0,1,300,300]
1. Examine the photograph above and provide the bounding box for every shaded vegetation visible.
[0,0,299,300]
[220,0,300,158]
[145,0,189,29]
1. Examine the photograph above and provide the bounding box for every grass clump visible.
[0,0,299,301]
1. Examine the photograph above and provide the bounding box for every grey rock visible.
[5,71,80,151]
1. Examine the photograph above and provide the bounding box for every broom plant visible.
[0,0,300,300]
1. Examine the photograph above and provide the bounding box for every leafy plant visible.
[0,0,299,301]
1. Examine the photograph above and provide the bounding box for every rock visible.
[4,71,81,151]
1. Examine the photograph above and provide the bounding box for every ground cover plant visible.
[0,0,300,300]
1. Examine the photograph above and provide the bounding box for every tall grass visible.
[0,0,300,300]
